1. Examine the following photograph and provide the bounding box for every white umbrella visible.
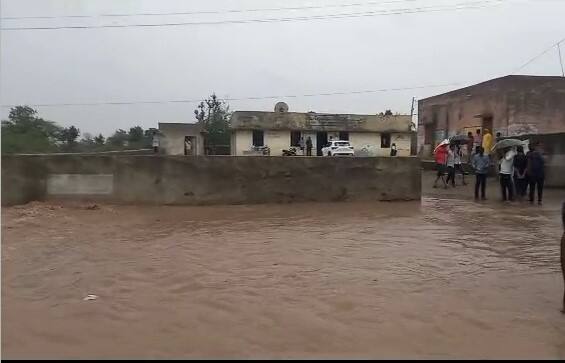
[434,139,449,153]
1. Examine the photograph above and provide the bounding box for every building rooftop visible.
[158,122,206,134]
[420,75,565,102]
[230,111,413,133]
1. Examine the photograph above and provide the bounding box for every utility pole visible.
[410,97,416,130]
[558,43,565,77]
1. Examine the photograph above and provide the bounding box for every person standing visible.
[445,144,457,187]
[390,143,398,156]
[527,142,545,205]
[433,144,448,189]
[305,136,313,156]
[499,146,516,201]
[454,143,466,185]
[471,146,490,200]
[152,132,160,153]
[466,131,475,162]
[184,137,193,156]
[482,129,493,156]
[298,137,305,156]
[474,129,482,149]
[513,146,528,200]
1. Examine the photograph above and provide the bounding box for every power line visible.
[1,0,422,20]
[512,37,565,74]
[0,82,460,108]
[1,1,503,31]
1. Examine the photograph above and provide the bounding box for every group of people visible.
[433,142,467,188]
[433,129,546,204]
[297,136,314,156]
[471,142,546,203]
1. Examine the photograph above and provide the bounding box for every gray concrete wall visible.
[1,155,421,206]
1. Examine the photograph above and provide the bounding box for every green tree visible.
[1,106,62,154]
[78,132,96,151]
[127,126,151,148]
[59,125,80,151]
[194,93,231,153]
[128,126,144,143]
[107,129,128,147]
[93,134,105,145]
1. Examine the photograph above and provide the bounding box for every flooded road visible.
[2,175,565,358]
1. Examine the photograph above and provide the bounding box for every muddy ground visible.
[2,171,565,359]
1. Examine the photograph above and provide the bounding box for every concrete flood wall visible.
[1,155,421,206]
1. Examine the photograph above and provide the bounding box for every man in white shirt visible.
[185,138,192,156]
[152,134,160,153]
[445,144,457,187]
[499,147,516,201]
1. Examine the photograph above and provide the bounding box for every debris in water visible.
[85,204,100,210]
[83,294,98,301]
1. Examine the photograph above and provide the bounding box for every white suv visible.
[322,140,354,156]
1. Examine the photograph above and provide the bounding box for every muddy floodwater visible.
[2,174,565,359]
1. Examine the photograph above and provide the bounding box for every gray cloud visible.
[1,0,564,135]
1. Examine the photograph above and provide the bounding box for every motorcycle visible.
[282,147,297,156]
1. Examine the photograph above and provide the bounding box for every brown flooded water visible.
[2,174,565,359]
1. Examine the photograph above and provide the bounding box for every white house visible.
[158,122,206,156]
[230,103,414,156]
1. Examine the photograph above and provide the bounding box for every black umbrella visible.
[491,139,524,151]
[449,134,470,143]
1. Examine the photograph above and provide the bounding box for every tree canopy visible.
[194,93,231,154]
[2,106,154,154]
[1,106,63,154]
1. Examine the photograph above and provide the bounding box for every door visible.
[482,115,493,134]
[316,132,328,156]
[184,136,196,156]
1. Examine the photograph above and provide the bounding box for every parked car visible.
[322,140,354,156]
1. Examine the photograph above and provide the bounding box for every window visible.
[381,133,391,148]
[339,131,349,141]
[290,131,301,147]
[252,130,264,147]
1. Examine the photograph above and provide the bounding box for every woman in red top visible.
[433,144,449,189]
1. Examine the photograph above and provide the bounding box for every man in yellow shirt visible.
[482,129,493,155]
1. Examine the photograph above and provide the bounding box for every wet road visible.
[2,175,565,358]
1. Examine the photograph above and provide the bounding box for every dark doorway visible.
[184,136,196,156]
[316,131,328,156]
[252,130,264,147]
[424,120,434,145]
[381,133,391,148]
[339,131,349,141]
[290,131,301,147]
[482,115,493,133]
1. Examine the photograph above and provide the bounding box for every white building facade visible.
[158,122,206,156]
[230,103,414,157]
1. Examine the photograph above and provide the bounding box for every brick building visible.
[417,75,565,157]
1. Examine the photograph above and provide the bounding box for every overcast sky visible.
[1,0,564,136]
